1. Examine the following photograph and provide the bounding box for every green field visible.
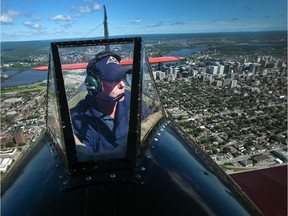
[1,82,46,99]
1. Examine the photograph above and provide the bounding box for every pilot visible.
[70,51,150,161]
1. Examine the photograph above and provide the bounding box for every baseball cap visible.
[87,52,130,81]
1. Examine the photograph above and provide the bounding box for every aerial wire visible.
[80,23,103,39]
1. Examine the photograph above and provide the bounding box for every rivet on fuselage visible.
[135,174,141,179]
[63,180,69,185]
[110,173,116,179]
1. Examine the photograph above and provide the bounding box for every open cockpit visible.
[46,37,165,189]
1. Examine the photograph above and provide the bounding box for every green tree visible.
[222,146,231,153]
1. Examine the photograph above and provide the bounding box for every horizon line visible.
[1,30,287,43]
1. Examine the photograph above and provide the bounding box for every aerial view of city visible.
[1,0,287,215]
[1,31,287,175]
[1,31,287,216]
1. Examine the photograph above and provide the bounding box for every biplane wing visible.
[33,56,185,71]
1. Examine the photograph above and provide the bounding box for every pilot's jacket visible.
[71,90,150,156]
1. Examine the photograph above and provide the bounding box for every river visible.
[1,47,208,87]
[165,47,208,57]
[1,70,47,87]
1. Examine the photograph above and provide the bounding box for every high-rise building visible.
[231,80,237,88]
[182,71,189,78]
[223,78,231,87]
[208,66,218,75]
[218,65,225,75]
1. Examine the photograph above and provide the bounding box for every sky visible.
[0,0,287,42]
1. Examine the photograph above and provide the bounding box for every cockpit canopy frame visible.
[46,37,164,175]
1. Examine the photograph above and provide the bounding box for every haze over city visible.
[0,0,287,42]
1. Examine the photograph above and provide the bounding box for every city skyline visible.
[1,0,287,42]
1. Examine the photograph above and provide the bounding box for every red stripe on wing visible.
[33,56,184,71]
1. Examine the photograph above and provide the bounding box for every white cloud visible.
[92,3,101,11]
[79,6,92,13]
[70,2,102,14]
[78,2,101,14]
[0,10,21,24]
[23,21,44,30]
[34,16,43,21]
[133,19,142,24]
[49,15,72,21]
[146,22,164,28]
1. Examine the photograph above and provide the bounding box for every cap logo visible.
[106,56,119,65]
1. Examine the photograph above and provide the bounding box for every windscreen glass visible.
[140,49,164,142]
[58,43,134,162]
[46,53,66,153]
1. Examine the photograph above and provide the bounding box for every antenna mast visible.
[103,5,110,51]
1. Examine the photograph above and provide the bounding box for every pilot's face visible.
[98,78,126,102]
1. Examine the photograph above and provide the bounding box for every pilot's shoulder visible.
[71,94,93,114]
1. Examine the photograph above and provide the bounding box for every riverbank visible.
[1,70,47,87]
[1,81,47,100]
